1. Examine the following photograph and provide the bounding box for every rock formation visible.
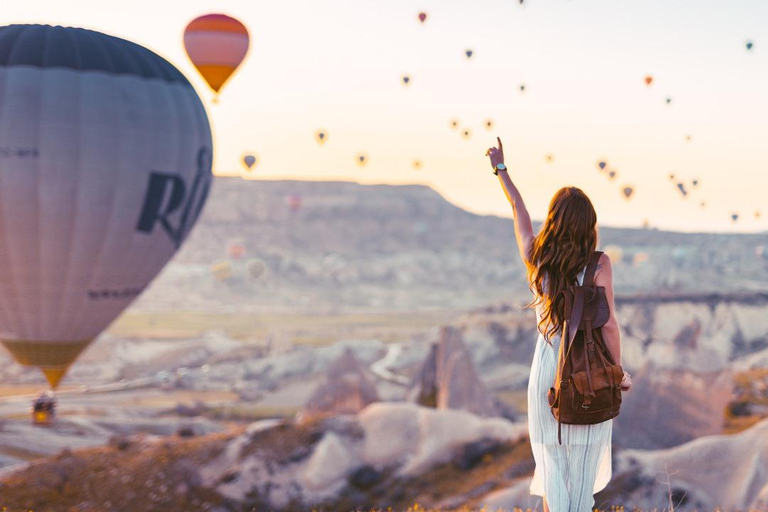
[298,347,379,422]
[407,343,439,407]
[198,402,527,509]
[483,417,768,512]
[613,363,734,449]
[131,178,768,313]
[605,417,768,510]
[407,326,504,418]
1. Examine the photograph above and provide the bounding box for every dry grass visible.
[723,368,768,434]
[108,310,455,345]
[0,430,236,511]
[0,417,535,512]
[722,414,766,435]
[0,428,759,512]
[200,403,303,422]
[310,508,763,512]
[0,385,80,399]
[117,390,240,408]
[496,390,528,414]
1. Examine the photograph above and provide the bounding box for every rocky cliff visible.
[133,177,768,312]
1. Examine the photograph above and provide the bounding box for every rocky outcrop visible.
[456,295,767,449]
[199,403,527,510]
[131,178,768,312]
[482,417,768,512]
[617,295,768,372]
[461,293,768,377]
[613,364,734,449]
[407,343,439,407]
[604,417,768,511]
[298,348,380,422]
[407,327,506,418]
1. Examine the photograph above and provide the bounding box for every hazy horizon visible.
[210,174,768,236]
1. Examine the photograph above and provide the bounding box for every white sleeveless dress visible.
[527,267,613,512]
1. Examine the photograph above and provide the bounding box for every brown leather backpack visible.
[546,250,623,444]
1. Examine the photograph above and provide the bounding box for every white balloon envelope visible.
[0,25,213,387]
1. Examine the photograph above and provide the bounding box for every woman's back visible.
[534,266,587,342]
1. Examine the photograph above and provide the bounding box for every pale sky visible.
[3,0,768,233]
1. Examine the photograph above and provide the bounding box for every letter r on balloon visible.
[135,147,212,248]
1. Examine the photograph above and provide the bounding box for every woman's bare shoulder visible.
[595,252,613,281]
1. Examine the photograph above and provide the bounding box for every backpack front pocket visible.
[570,364,623,412]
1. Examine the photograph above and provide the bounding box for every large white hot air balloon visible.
[0,25,213,388]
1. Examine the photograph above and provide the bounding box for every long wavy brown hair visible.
[527,187,598,343]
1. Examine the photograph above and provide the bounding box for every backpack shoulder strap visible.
[564,287,585,351]
[583,251,603,287]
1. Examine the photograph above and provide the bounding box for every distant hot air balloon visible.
[608,170,617,180]
[746,40,754,51]
[184,14,249,98]
[242,154,257,171]
[0,25,213,389]
[462,129,472,140]
[484,119,494,130]
[691,179,699,188]
[412,159,422,170]
[402,75,411,86]
[285,194,303,213]
[685,135,692,142]
[669,173,676,181]
[755,210,762,220]
[666,97,672,105]
[700,201,707,208]
[246,259,267,280]
[356,153,369,166]
[731,213,739,223]
[603,245,624,264]
[633,252,650,267]
[450,119,460,129]
[546,154,554,163]
[597,160,607,171]
[211,261,233,282]
[644,75,653,86]
[227,239,246,260]
[520,84,526,92]
[465,49,474,59]
[676,182,688,197]
[622,186,634,199]
[418,12,427,23]
[315,130,328,145]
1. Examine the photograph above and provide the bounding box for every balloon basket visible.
[31,392,57,426]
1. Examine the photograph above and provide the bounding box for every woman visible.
[485,138,632,512]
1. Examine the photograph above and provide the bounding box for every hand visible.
[485,137,505,171]
[620,370,632,392]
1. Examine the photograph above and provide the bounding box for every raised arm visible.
[594,253,632,391]
[486,137,534,265]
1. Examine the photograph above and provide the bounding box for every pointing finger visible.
[497,137,503,152]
